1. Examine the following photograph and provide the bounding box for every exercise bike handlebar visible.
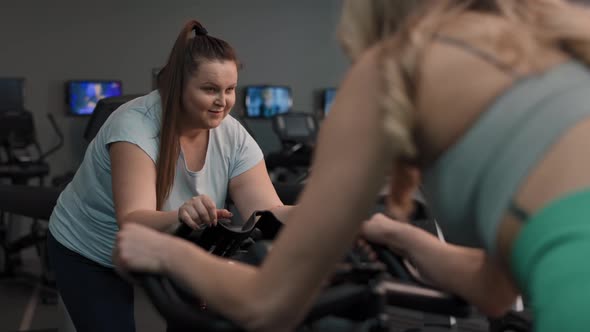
[372,245,471,317]
[136,211,471,331]
[138,219,382,331]
[138,272,242,332]
[377,279,471,317]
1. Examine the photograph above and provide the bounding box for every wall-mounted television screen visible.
[244,85,292,118]
[323,88,337,116]
[66,80,122,116]
[0,77,25,112]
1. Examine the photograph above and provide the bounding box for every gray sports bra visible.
[421,35,590,252]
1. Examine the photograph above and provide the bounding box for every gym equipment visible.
[0,77,63,185]
[266,112,318,184]
[0,111,63,185]
[135,211,471,332]
[0,111,63,289]
[0,184,61,305]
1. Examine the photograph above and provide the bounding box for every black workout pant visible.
[46,230,135,332]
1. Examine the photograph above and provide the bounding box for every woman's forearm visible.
[268,205,294,222]
[120,210,179,232]
[160,238,272,330]
[392,224,519,317]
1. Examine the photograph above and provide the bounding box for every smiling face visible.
[181,59,238,130]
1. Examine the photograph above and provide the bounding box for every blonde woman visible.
[114,1,590,331]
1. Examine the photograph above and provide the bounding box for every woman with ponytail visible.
[115,1,590,331]
[46,20,289,331]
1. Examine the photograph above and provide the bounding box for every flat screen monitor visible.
[66,80,123,116]
[244,85,292,118]
[323,88,337,116]
[0,78,25,112]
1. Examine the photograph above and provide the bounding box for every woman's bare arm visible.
[110,142,178,231]
[248,44,396,330]
[228,160,286,220]
[361,214,519,318]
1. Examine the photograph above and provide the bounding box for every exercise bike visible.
[134,211,475,332]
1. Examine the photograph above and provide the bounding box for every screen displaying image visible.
[323,88,337,116]
[0,78,24,112]
[245,86,292,118]
[67,80,122,115]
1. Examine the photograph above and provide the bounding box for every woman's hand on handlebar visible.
[178,194,233,230]
[363,164,420,254]
[114,223,174,275]
[360,213,411,256]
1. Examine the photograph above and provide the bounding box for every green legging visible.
[511,189,590,332]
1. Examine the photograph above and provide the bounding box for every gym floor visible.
[0,246,166,332]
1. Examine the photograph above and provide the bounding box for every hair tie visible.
[193,26,208,36]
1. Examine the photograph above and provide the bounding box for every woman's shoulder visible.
[211,115,258,152]
[438,11,514,38]
[120,90,161,118]
[426,10,543,69]
[215,114,245,135]
[108,91,162,129]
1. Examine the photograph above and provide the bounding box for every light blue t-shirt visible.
[48,90,264,267]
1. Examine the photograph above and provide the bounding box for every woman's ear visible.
[387,164,420,221]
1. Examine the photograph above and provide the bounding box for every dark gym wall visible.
[0,0,348,180]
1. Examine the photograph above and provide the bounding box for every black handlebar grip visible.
[371,244,413,282]
[175,223,194,239]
